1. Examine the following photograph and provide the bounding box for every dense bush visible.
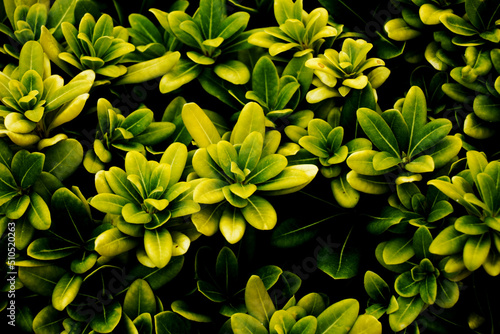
[1,0,499,333]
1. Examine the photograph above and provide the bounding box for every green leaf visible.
[297,293,326,317]
[214,60,250,85]
[410,119,452,158]
[27,192,51,230]
[405,155,435,173]
[216,246,238,290]
[171,299,212,322]
[32,305,66,334]
[182,103,221,148]
[129,256,184,290]
[155,311,191,334]
[43,139,83,181]
[364,271,391,302]
[435,279,460,308]
[251,56,279,109]
[124,279,156,319]
[245,275,276,328]
[144,228,173,268]
[270,218,318,248]
[19,41,44,78]
[357,108,400,158]
[270,309,296,334]
[19,265,66,296]
[454,215,489,235]
[134,122,176,146]
[463,233,491,271]
[427,135,462,169]
[90,193,130,215]
[6,194,30,220]
[45,79,93,112]
[47,0,77,40]
[372,151,401,171]
[429,225,468,256]
[317,228,360,279]
[290,316,317,334]
[394,271,420,297]
[241,195,277,230]
[474,94,500,122]
[52,273,83,311]
[316,298,359,334]
[230,102,266,145]
[346,171,390,195]
[402,86,427,153]
[348,314,382,334]
[94,227,139,257]
[121,108,154,136]
[199,0,224,39]
[90,300,122,333]
[382,237,415,265]
[160,142,188,187]
[231,313,268,334]
[11,150,44,189]
[388,296,425,332]
[246,154,288,184]
[193,179,227,204]
[219,206,246,244]
[440,13,478,36]
[160,58,202,93]
[117,51,180,85]
[27,237,78,260]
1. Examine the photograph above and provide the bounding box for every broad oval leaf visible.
[94,227,139,257]
[316,298,359,334]
[43,139,83,181]
[123,278,156,319]
[52,273,83,311]
[231,313,268,334]
[144,228,173,269]
[182,102,221,148]
[90,300,122,333]
[244,275,276,328]
[241,195,277,230]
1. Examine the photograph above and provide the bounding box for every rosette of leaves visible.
[442,46,500,139]
[58,256,185,334]
[0,41,95,148]
[0,0,76,58]
[248,0,339,59]
[0,142,50,238]
[243,55,313,125]
[363,271,399,320]
[51,13,136,85]
[150,0,253,93]
[183,102,318,244]
[304,38,389,100]
[89,144,201,269]
[427,150,500,277]
[0,137,83,249]
[346,86,462,195]
[293,118,373,208]
[440,0,500,46]
[193,246,295,318]
[83,98,176,173]
[383,0,465,71]
[367,180,455,235]
[124,1,189,61]
[18,186,108,321]
[381,226,460,332]
[230,275,382,334]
